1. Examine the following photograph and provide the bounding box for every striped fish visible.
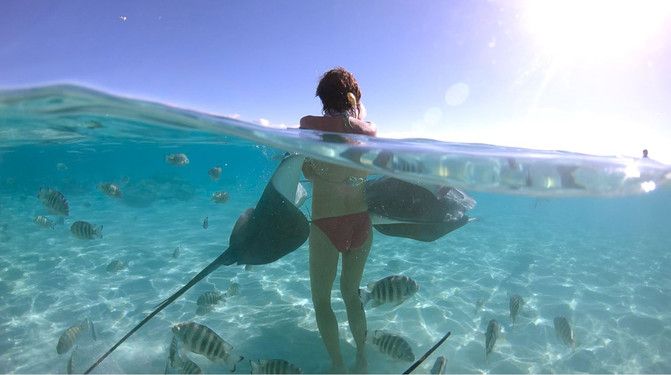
[67,345,77,374]
[430,356,447,374]
[106,260,127,272]
[196,291,224,306]
[250,359,302,374]
[195,304,215,316]
[226,283,240,297]
[167,336,202,374]
[371,330,415,362]
[509,294,524,326]
[38,188,69,216]
[553,316,576,348]
[98,183,122,198]
[34,215,55,229]
[485,319,500,360]
[70,221,103,239]
[360,275,419,307]
[171,322,243,370]
[57,319,96,354]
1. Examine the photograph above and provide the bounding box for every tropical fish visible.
[202,216,208,229]
[208,166,222,181]
[70,221,103,239]
[98,183,122,198]
[196,291,224,306]
[485,319,500,360]
[56,319,96,354]
[171,322,243,370]
[212,191,229,203]
[195,305,215,316]
[250,359,302,374]
[167,336,202,374]
[34,215,55,229]
[371,330,415,362]
[166,153,189,166]
[172,246,181,258]
[226,282,240,297]
[106,260,127,272]
[553,316,576,348]
[430,356,447,374]
[38,188,69,216]
[67,345,77,374]
[56,162,69,171]
[359,275,419,307]
[509,294,524,326]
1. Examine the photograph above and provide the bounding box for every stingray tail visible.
[83,247,235,374]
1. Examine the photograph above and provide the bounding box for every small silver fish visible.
[211,191,229,203]
[70,221,103,239]
[38,188,69,216]
[34,215,55,229]
[208,166,222,181]
[165,153,190,166]
[196,291,225,306]
[553,316,576,348]
[430,356,447,374]
[202,216,208,229]
[171,322,243,370]
[106,259,127,272]
[250,359,302,374]
[98,182,122,198]
[371,330,415,362]
[57,319,96,355]
[509,294,524,326]
[485,319,500,360]
[226,282,240,297]
[360,275,419,307]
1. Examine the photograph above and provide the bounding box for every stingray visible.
[84,155,310,373]
[365,176,476,242]
[84,156,475,373]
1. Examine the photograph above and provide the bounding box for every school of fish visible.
[36,152,583,373]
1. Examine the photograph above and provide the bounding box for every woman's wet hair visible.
[316,67,361,114]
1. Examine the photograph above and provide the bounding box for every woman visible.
[300,67,376,373]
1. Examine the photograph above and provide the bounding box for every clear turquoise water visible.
[0,86,670,374]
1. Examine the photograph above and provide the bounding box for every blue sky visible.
[2,0,670,163]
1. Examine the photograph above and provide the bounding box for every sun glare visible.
[523,0,671,64]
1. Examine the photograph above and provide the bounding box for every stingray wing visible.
[365,177,475,242]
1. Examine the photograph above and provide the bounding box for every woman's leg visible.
[309,224,345,372]
[341,231,372,373]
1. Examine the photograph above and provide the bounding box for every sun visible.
[522,0,671,64]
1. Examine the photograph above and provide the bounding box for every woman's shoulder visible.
[299,115,376,136]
